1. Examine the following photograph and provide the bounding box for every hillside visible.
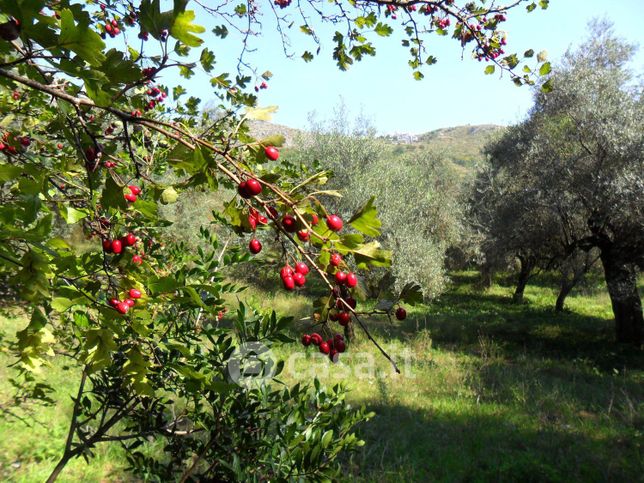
[248,121,504,171]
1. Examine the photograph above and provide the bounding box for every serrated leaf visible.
[374,22,393,37]
[399,282,423,306]
[58,9,106,66]
[539,61,551,76]
[353,241,391,269]
[348,196,381,237]
[171,10,205,47]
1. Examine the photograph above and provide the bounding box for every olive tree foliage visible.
[474,21,643,342]
[293,105,464,299]
[0,0,549,480]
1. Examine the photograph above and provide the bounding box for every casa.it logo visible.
[227,341,276,387]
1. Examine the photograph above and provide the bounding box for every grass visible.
[1,272,642,481]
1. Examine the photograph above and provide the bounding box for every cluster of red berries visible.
[102,232,137,255]
[142,67,156,80]
[144,85,167,111]
[108,288,142,314]
[273,0,292,9]
[475,39,506,62]
[0,132,28,155]
[386,4,398,19]
[248,207,269,231]
[436,17,451,29]
[103,19,120,37]
[138,31,149,41]
[280,262,310,290]
[124,184,141,202]
[302,332,346,361]
[254,81,269,92]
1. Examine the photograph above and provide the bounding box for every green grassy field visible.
[1,273,642,482]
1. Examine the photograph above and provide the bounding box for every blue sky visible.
[169,0,644,134]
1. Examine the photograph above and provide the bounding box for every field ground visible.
[1,272,642,482]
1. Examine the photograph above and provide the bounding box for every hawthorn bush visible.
[0,0,548,480]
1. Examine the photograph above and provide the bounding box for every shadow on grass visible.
[347,402,641,482]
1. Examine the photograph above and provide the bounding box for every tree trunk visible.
[600,249,643,345]
[480,263,493,290]
[513,256,533,303]
[555,281,573,312]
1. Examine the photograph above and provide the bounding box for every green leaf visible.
[484,65,495,75]
[58,9,106,66]
[399,282,423,306]
[302,51,314,62]
[348,197,381,237]
[60,206,90,224]
[539,61,551,76]
[374,22,393,37]
[200,48,216,72]
[0,163,22,182]
[170,10,205,47]
[353,241,391,269]
[524,49,534,58]
[100,175,127,211]
[541,78,554,93]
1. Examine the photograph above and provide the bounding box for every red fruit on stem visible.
[129,289,142,299]
[132,255,143,265]
[249,238,262,254]
[125,298,135,307]
[396,307,407,320]
[56,143,63,149]
[329,311,339,322]
[282,276,295,291]
[334,271,347,285]
[319,341,330,355]
[125,233,137,246]
[310,333,322,346]
[280,265,294,280]
[102,239,113,252]
[109,298,120,307]
[310,213,319,226]
[295,262,309,276]
[116,302,129,314]
[346,272,358,288]
[237,181,251,199]
[301,334,312,346]
[111,239,122,254]
[334,333,344,342]
[245,178,262,196]
[297,230,310,242]
[19,136,30,147]
[330,253,342,267]
[326,214,343,232]
[335,339,346,352]
[124,192,137,202]
[128,185,142,195]
[264,145,279,161]
[282,214,297,233]
[266,206,279,220]
[346,297,357,309]
[293,272,306,287]
[338,312,351,326]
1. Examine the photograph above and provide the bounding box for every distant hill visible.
[248,121,504,171]
[382,124,505,172]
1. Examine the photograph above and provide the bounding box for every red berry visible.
[319,341,330,355]
[266,206,279,220]
[102,239,113,252]
[245,178,262,196]
[396,307,407,320]
[125,298,135,307]
[129,289,142,299]
[57,143,63,149]
[116,301,129,314]
[85,146,97,161]
[128,185,142,195]
[282,276,295,291]
[111,239,122,254]
[280,265,294,280]
[310,333,322,346]
[109,298,120,307]
[249,238,262,254]
[346,272,358,288]
[282,214,297,233]
[237,181,251,199]
[329,311,339,322]
[330,253,342,267]
[346,297,357,309]
[295,262,309,276]
[335,339,346,352]
[329,349,339,362]
[264,146,279,161]
[338,312,351,326]
[310,213,319,226]
[124,192,137,202]
[335,271,347,285]
[297,229,310,242]
[124,233,136,246]
[326,214,343,232]
[293,272,306,287]
[302,334,312,346]
[132,254,143,265]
